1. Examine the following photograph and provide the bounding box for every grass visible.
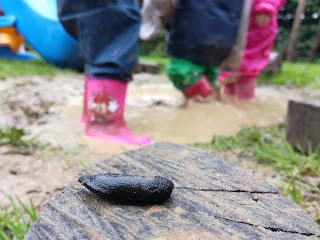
[281,168,304,206]
[139,56,169,65]
[0,195,37,240]
[0,127,31,151]
[0,60,71,79]
[195,123,320,176]
[258,62,320,89]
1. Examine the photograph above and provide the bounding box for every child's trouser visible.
[57,0,140,81]
[166,58,219,91]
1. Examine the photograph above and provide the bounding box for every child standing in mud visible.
[57,0,151,145]
[218,0,286,101]
[141,0,285,103]
[140,0,248,101]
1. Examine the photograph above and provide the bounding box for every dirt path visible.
[0,73,319,215]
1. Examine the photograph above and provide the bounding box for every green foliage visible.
[0,60,71,79]
[0,195,37,240]
[276,0,320,61]
[258,62,320,89]
[139,32,166,58]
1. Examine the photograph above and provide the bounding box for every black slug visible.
[78,174,174,205]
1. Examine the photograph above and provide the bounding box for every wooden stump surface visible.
[26,143,320,240]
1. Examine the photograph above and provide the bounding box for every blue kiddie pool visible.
[0,0,85,70]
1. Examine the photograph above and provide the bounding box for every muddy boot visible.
[167,58,214,102]
[84,77,152,145]
[183,75,214,102]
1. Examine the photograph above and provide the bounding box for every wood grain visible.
[26,143,320,240]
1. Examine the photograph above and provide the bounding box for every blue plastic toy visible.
[0,0,84,70]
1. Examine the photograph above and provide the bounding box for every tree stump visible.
[25,143,320,240]
[286,100,320,153]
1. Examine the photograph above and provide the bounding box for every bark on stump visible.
[25,143,320,240]
[287,100,320,153]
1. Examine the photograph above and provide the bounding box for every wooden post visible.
[308,20,320,62]
[286,0,307,61]
[286,100,320,153]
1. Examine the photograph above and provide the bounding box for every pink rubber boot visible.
[183,75,213,100]
[234,76,256,100]
[80,77,89,123]
[84,76,152,145]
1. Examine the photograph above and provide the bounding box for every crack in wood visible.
[176,187,278,194]
[214,215,316,237]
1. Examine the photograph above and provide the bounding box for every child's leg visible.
[217,71,236,97]
[58,0,151,145]
[84,76,151,145]
[166,58,213,100]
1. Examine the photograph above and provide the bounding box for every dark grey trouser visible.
[57,0,141,81]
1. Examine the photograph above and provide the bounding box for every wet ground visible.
[15,73,308,150]
[0,73,319,219]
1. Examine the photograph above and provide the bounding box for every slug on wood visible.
[78,174,174,205]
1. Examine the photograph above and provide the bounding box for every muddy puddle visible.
[126,86,291,144]
[32,73,302,155]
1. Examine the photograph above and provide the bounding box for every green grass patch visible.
[195,123,320,176]
[0,127,35,153]
[139,56,169,74]
[258,62,320,89]
[0,195,37,240]
[139,56,169,65]
[0,127,27,148]
[0,60,71,79]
